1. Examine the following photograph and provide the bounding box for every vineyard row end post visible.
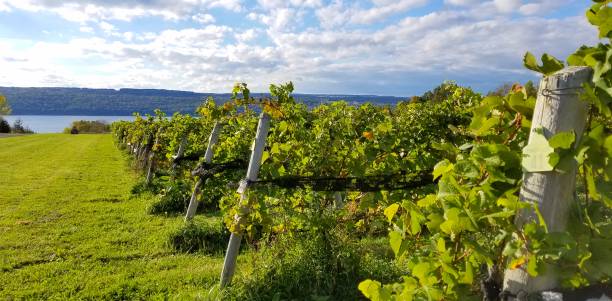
[145,131,161,185]
[171,135,188,172]
[502,66,592,298]
[220,112,271,287]
[185,121,224,221]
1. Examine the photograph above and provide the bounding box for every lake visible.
[1,115,135,133]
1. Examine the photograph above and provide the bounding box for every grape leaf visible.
[522,129,555,172]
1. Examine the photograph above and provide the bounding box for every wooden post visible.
[145,134,160,185]
[184,122,224,221]
[204,122,223,163]
[502,67,592,297]
[171,135,188,171]
[145,151,155,184]
[334,191,344,209]
[220,113,270,287]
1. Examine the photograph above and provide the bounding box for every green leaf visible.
[527,254,538,277]
[384,203,400,222]
[523,52,564,75]
[277,165,286,176]
[412,262,432,283]
[426,213,444,231]
[605,135,612,158]
[540,54,565,75]
[455,160,480,179]
[524,52,539,73]
[358,280,389,301]
[410,210,424,235]
[436,238,446,253]
[470,117,500,136]
[433,160,453,180]
[440,208,462,235]
[548,152,560,168]
[461,261,474,284]
[508,92,535,116]
[270,143,280,155]
[522,129,555,172]
[389,231,405,257]
[548,131,575,149]
[533,205,549,233]
[261,151,270,164]
[480,210,515,220]
[417,194,437,208]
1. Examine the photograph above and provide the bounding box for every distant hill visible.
[0,87,407,115]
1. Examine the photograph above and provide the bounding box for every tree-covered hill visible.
[0,87,406,115]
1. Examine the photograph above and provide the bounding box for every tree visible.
[0,118,10,133]
[524,80,538,97]
[420,80,459,103]
[488,80,538,98]
[0,95,11,115]
[12,119,33,134]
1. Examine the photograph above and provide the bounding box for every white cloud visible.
[235,29,259,42]
[0,0,243,23]
[350,0,429,24]
[192,13,215,24]
[316,0,428,27]
[79,26,94,33]
[123,32,134,41]
[493,0,522,13]
[444,0,479,6]
[98,21,116,34]
[0,0,598,95]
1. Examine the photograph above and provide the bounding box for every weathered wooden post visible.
[220,113,270,287]
[145,131,161,185]
[184,122,224,221]
[502,67,592,298]
[171,136,188,171]
[334,191,344,209]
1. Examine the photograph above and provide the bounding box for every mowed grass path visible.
[0,134,222,300]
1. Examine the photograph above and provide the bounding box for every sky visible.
[0,0,598,96]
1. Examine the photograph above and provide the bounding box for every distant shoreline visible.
[0,133,30,138]
[0,86,408,116]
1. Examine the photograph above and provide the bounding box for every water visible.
[0,115,135,133]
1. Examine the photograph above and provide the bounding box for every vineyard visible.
[109,3,612,300]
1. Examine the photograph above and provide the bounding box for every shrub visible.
[0,118,10,133]
[63,120,110,134]
[225,231,406,301]
[130,176,167,196]
[146,179,192,214]
[11,119,34,134]
[168,220,229,254]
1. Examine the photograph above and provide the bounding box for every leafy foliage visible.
[0,94,10,115]
[359,1,611,300]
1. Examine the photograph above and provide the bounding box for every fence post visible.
[185,122,224,221]
[220,113,271,287]
[334,191,344,209]
[502,67,592,297]
[145,133,160,185]
[171,135,188,171]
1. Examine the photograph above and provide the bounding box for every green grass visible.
[0,134,228,300]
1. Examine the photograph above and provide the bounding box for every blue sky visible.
[0,0,597,96]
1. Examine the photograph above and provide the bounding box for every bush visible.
[146,178,223,215]
[11,119,34,134]
[63,120,110,134]
[168,220,229,254]
[146,179,192,214]
[225,231,406,301]
[0,117,10,133]
[130,176,168,195]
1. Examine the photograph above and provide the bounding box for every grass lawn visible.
[0,134,227,300]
